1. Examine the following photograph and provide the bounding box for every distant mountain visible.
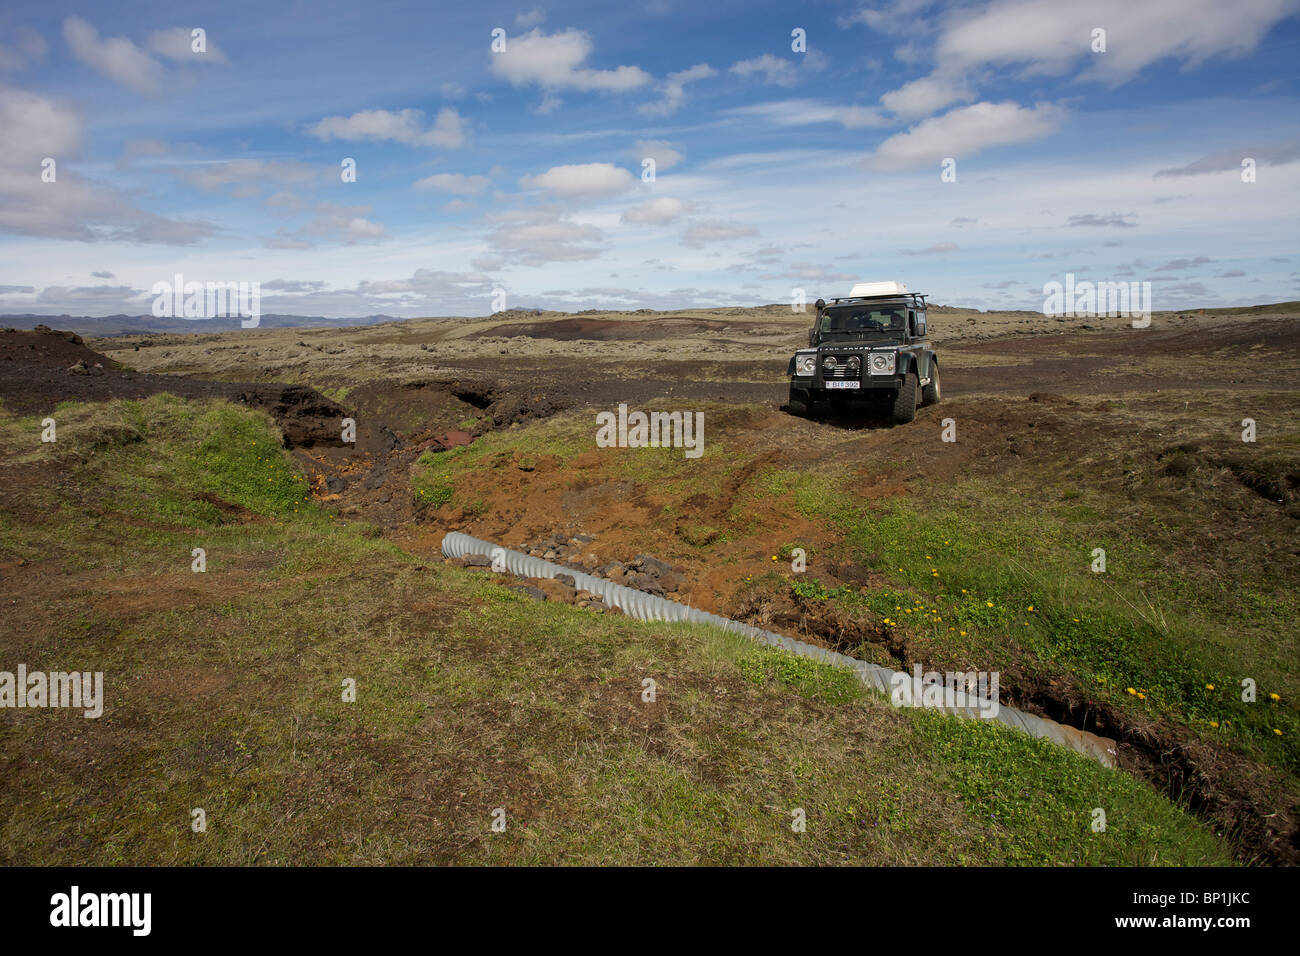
[0,313,404,337]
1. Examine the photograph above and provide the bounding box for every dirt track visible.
[11,308,1300,532]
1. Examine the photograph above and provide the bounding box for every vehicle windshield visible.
[818,305,906,339]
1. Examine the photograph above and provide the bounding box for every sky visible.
[1,0,1299,318]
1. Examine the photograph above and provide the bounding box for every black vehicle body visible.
[785,291,940,424]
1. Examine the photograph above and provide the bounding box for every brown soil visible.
[0,326,359,446]
[473,315,785,342]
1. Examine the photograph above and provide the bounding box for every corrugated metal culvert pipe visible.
[441,531,1118,767]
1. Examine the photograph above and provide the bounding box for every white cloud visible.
[839,0,939,34]
[1155,256,1212,271]
[621,197,690,225]
[514,8,547,29]
[303,202,385,242]
[0,86,214,243]
[726,99,889,129]
[632,139,685,170]
[857,0,1295,125]
[3,283,150,314]
[519,162,637,198]
[262,202,385,247]
[879,75,972,119]
[63,16,164,96]
[265,191,308,212]
[490,28,651,93]
[869,101,1064,169]
[729,50,826,89]
[784,262,859,283]
[262,278,327,292]
[729,53,800,87]
[414,172,491,195]
[0,87,80,160]
[640,62,715,115]
[836,105,891,128]
[146,27,229,64]
[681,219,758,247]
[901,241,959,255]
[309,107,467,148]
[264,237,314,250]
[166,267,497,317]
[1066,212,1138,228]
[485,207,607,264]
[1155,140,1300,177]
[180,159,317,193]
[936,0,1296,83]
[534,92,563,114]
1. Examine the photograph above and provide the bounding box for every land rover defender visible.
[785,280,940,424]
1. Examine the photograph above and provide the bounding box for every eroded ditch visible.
[436,522,1298,865]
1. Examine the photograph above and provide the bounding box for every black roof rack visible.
[826,293,927,309]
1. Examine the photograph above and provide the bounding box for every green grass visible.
[736,644,865,704]
[316,384,353,405]
[910,709,1228,865]
[0,395,1234,865]
[759,463,1300,775]
[409,409,593,512]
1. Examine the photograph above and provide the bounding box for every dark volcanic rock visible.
[625,572,665,596]
[634,554,673,578]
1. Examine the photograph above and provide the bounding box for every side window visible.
[908,310,917,336]
[918,312,927,336]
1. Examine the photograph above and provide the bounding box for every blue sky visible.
[1,0,1299,317]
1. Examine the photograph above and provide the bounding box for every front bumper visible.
[791,373,901,392]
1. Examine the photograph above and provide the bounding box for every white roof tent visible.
[849,280,908,297]
[816,280,927,311]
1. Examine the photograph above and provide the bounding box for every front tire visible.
[921,362,941,406]
[787,383,811,417]
[891,372,918,425]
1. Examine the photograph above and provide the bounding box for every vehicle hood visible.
[815,337,904,350]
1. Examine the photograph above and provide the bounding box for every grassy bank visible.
[0,395,1231,864]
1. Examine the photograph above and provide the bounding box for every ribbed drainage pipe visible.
[441,531,1118,767]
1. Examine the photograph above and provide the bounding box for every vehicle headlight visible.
[846,355,861,374]
[795,354,817,376]
[822,356,837,374]
[869,350,896,375]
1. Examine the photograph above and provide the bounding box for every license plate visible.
[826,381,859,389]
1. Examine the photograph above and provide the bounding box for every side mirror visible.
[808,328,817,346]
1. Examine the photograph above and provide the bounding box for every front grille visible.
[822,356,859,380]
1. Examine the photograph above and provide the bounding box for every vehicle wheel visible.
[890,372,918,425]
[921,362,941,406]
[787,383,811,417]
